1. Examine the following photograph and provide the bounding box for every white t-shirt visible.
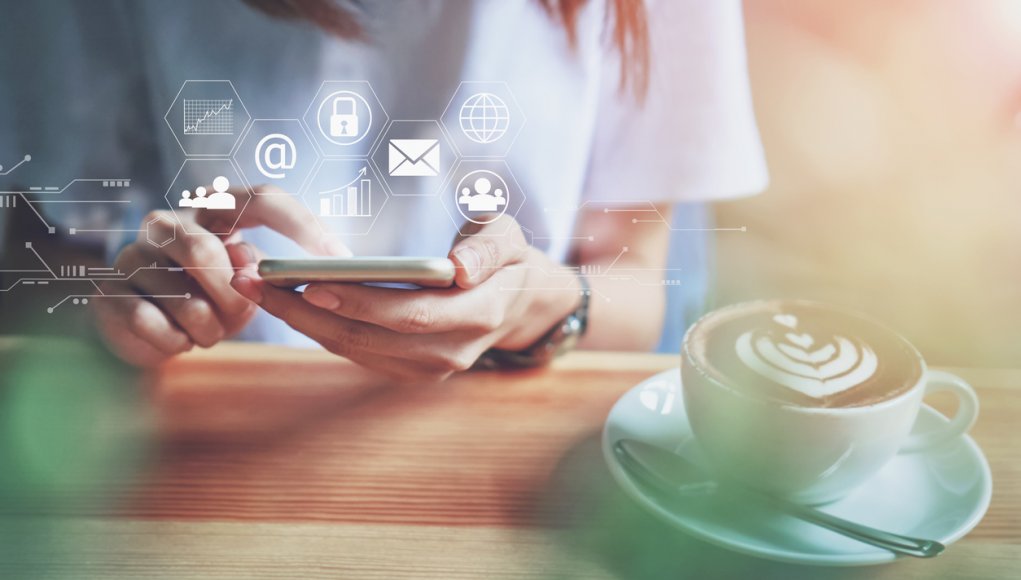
[0,0,767,346]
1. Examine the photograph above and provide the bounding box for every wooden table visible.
[0,343,1018,579]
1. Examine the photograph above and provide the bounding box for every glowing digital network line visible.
[0,154,31,176]
[0,242,201,312]
[542,200,749,233]
[0,177,132,195]
[0,176,133,234]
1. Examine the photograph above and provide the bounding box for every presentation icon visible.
[255,133,297,179]
[459,93,510,144]
[183,99,234,135]
[301,158,388,236]
[456,170,508,224]
[319,167,372,217]
[388,139,440,177]
[179,176,237,211]
[317,90,372,146]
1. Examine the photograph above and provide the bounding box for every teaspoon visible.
[613,439,945,559]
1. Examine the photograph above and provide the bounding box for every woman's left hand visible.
[229,215,580,382]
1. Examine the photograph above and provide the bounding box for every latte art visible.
[685,300,921,408]
[735,314,878,399]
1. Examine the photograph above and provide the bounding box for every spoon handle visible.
[769,496,945,558]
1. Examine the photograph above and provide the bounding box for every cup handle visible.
[900,370,979,454]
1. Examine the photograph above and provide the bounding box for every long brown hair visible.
[243,0,649,98]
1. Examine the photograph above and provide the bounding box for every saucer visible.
[601,369,992,566]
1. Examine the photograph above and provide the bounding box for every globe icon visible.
[459,93,510,144]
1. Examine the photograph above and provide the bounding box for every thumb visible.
[225,241,263,271]
[449,215,528,289]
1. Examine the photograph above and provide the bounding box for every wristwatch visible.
[474,275,590,369]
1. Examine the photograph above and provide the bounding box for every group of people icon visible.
[179,175,236,210]
[458,175,506,212]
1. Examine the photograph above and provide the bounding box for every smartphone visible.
[257,257,456,288]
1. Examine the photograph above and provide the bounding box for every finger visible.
[107,236,239,348]
[225,241,260,270]
[449,214,529,289]
[95,237,194,362]
[145,216,251,318]
[301,282,504,335]
[226,244,277,327]
[231,271,390,355]
[197,188,351,257]
[231,270,479,372]
[93,295,194,358]
[94,318,177,367]
[129,270,227,348]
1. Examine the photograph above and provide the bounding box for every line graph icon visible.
[183,99,234,135]
[165,81,250,155]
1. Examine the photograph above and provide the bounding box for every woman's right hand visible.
[93,186,346,367]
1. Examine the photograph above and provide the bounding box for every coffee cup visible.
[681,299,978,505]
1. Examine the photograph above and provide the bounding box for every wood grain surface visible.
[0,343,1018,579]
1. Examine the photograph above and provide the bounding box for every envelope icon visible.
[388,139,440,177]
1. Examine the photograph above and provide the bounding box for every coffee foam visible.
[735,315,878,400]
[686,301,921,408]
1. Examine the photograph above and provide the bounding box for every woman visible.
[7,0,767,379]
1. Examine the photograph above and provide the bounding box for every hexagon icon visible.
[145,214,177,248]
[164,159,252,236]
[233,119,318,196]
[441,82,525,158]
[369,120,456,197]
[441,159,527,233]
[304,81,388,158]
[301,158,389,237]
[164,80,251,157]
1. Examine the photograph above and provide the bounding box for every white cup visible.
[681,303,979,505]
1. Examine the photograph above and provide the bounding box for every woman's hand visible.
[93,186,346,367]
[229,215,581,382]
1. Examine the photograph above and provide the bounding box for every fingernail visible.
[455,246,481,280]
[325,238,353,257]
[303,286,340,310]
[231,275,262,304]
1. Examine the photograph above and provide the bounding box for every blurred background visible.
[717,0,1021,367]
[0,1,1018,577]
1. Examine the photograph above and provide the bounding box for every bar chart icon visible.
[319,167,372,217]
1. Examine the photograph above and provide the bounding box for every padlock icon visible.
[329,96,359,138]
